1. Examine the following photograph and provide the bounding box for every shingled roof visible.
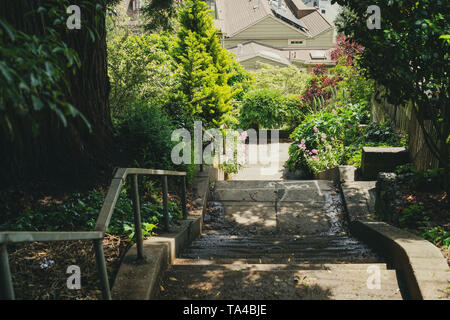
[229,41,336,66]
[214,0,332,38]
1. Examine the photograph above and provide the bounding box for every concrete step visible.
[171,261,388,271]
[177,256,382,264]
[213,180,334,202]
[189,234,363,247]
[184,235,373,257]
[214,180,332,190]
[159,268,402,300]
[180,249,377,261]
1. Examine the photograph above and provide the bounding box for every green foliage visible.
[334,0,450,174]
[239,90,286,130]
[114,99,176,170]
[395,164,445,189]
[421,227,450,248]
[0,1,121,139]
[0,14,85,139]
[286,56,405,175]
[0,187,181,238]
[287,113,346,176]
[395,163,417,175]
[287,102,404,174]
[226,51,254,102]
[332,58,374,105]
[399,205,429,228]
[343,121,406,167]
[142,0,179,33]
[107,33,175,119]
[107,13,199,184]
[171,0,238,127]
[251,64,309,95]
[283,94,307,130]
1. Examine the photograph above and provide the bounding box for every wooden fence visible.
[371,86,439,171]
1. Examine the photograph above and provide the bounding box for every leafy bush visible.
[287,103,403,174]
[251,64,309,95]
[283,94,308,130]
[0,187,182,238]
[395,164,445,190]
[287,121,345,176]
[0,15,87,138]
[238,89,286,130]
[421,227,450,248]
[399,205,429,228]
[300,68,342,108]
[342,121,405,167]
[114,99,176,170]
[107,33,175,119]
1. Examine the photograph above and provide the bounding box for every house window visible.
[321,9,326,14]
[289,40,305,47]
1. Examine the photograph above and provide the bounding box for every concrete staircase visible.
[158,180,403,300]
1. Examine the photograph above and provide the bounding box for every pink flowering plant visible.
[288,124,344,176]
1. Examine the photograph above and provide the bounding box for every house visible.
[213,0,336,70]
[228,41,335,71]
[302,0,341,24]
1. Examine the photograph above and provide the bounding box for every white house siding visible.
[230,16,307,43]
[305,28,335,49]
[223,16,334,50]
[224,39,289,49]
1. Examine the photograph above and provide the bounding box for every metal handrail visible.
[0,168,188,300]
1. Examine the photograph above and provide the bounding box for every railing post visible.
[162,175,170,232]
[181,176,187,219]
[93,239,111,300]
[131,174,145,261]
[0,243,14,300]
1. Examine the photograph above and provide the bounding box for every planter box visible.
[361,147,409,180]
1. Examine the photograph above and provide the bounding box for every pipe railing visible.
[0,167,187,300]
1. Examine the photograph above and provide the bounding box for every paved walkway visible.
[230,142,291,180]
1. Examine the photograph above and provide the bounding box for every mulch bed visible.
[6,190,198,300]
[8,234,131,300]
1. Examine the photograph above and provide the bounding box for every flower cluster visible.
[294,125,343,175]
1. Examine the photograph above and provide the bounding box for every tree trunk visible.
[0,0,113,184]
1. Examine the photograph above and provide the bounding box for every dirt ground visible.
[399,189,449,266]
[8,234,131,300]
